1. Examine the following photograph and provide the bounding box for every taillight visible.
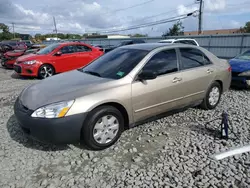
[227,66,232,72]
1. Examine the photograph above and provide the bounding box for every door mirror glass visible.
[55,51,62,56]
[138,70,157,80]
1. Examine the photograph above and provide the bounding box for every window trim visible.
[133,48,180,82]
[177,47,213,72]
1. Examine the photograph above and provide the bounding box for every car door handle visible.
[172,77,182,83]
[207,69,214,74]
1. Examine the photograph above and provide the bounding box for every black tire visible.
[200,81,222,110]
[1,60,6,67]
[38,64,55,79]
[81,105,124,150]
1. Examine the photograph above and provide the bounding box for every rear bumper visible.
[14,97,87,144]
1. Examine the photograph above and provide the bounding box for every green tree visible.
[0,23,12,40]
[131,33,148,37]
[240,21,250,33]
[162,21,184,37]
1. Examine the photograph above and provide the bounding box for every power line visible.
[89,12,197,34]
[104,0,155,14]
[113,2,196,26]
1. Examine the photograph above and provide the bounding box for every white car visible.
[158,38,199,46]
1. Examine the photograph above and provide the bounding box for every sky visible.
[0,0,250,36]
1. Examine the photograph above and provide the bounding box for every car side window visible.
[179,48,211,70]
[60,45,76,54]
[142,49,178,76]
[75,45,92,52]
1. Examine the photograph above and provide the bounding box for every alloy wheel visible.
[40,66,53,78]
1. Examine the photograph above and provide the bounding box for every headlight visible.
[23,60,37,65]
[31,100,74,118]
[238,71,250,76]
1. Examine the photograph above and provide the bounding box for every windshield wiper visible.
[83,70,102,77]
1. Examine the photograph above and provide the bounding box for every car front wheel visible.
[201,82,222,110]
[38,64,55,79]
[81,105,124,150]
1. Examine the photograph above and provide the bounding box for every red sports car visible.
[13,42,104,79]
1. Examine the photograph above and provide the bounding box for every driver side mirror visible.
[138,70,157,80]
[55,51,62,56]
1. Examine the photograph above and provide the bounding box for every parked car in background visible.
[14,43,231,150]
[104,39,145,53]
[0,43,14,58]
[1,40,28,50]
[229,50,250,88]
[158,38,199,46]
[13,42,104,79]
[1,48,40,68]
[22,40,33,48]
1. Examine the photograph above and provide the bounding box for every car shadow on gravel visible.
[7,115,70,151]
[11,72,38,80]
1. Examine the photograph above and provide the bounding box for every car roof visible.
[55,42,89,46]
[120,42,197,51]
[160,38,196,42]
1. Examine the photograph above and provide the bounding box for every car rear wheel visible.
[201,82,222,110]
[81,105,124,150]
[38,64,55,79]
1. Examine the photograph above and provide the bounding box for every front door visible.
[131,49,186,122]
[54,45,78,72]
[177,47,217,104]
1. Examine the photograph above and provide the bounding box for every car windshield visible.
[36,43,60,55]
[115,41,130,47]
[235,50,250,60]
[80,48,149,79]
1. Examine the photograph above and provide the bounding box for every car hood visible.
[5,50,24,57]
[19,70,116,110]
[16,53,45,62]
[229,58,250,72]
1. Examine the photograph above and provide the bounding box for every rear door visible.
[177,47,216,104]
[74,44,93,68]
[53,45,78,72]
[132,48,186,122]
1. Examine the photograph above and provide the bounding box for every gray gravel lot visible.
[0,68,250,188]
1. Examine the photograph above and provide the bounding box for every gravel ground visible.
[0,67,250,188]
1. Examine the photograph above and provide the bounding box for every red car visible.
[1,49,39,68]
[13,42,104,79]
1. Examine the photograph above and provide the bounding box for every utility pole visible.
[198,0,203,34]
[12,22,15,39]
[53,16,58,39]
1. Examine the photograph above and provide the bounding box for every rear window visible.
[235,50,250,60]
[174,40,197,46]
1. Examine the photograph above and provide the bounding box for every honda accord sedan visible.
[14,43,231,150]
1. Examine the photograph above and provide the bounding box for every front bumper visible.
[231,76,250,88]
[13,64,39,77]
[14,97,87,144]
[1,57,18,68]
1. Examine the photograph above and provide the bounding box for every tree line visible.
[1,21,250,41]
